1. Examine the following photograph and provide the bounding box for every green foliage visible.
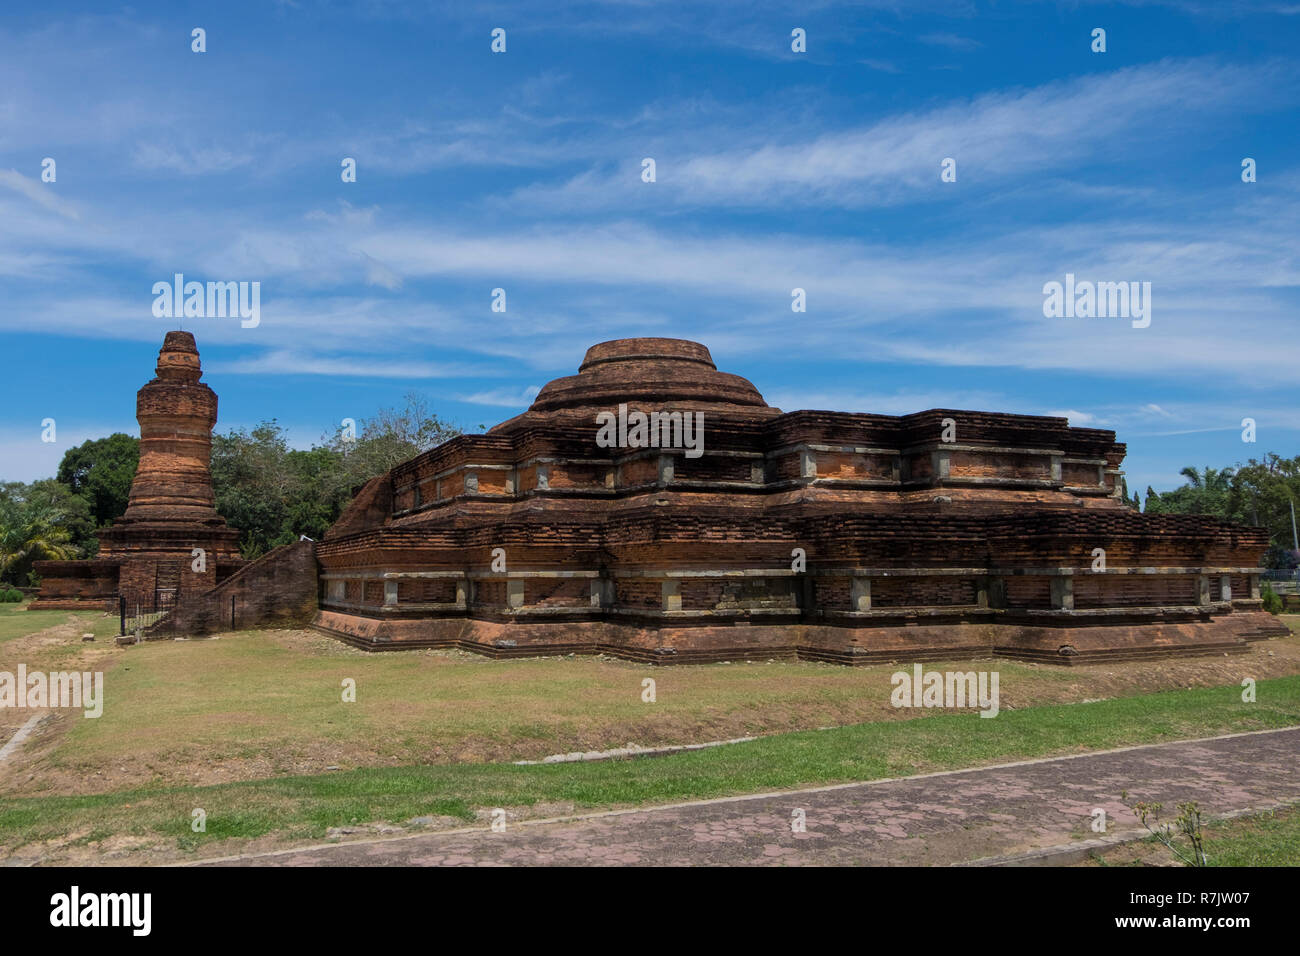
[1146,455,1300,567]
[55,433,139,541]
[212,393,458,558]
[1262,585,1283,615]
[1,394,458,570]
[0,588,22,603]
[0,480,91,585]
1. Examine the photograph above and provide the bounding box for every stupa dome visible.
[527,337,770,413]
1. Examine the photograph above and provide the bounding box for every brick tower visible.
[96,331,243,598]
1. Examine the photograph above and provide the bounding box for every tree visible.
[211,421,303,559]
[320,392,459,500]
[1146,454,1300,567]
[56,433,139,531]
[209,394,460,558]
[0,480,90,585]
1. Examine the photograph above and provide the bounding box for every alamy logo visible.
[595,403,705,459]
[1042,273,1151,328]
[0,666,103,718]
[50,886,151,936]
[152,273,261,328]
[890,664,1000,718]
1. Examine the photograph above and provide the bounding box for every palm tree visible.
[0,495,79,585]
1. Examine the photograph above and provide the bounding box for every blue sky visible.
[2,0,1298,498]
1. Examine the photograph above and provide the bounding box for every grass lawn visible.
[1203,805,1300,866]
[6,620,1298,795]
[2,603,1298,862]
[0,600,116,645]
[1090,803,1300,866]
[1,675,1298,860]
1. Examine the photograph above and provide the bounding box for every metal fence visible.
[1262,569,1300,596]
[118,589,177,637]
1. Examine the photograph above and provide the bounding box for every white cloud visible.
[506,59,1292,211]
[0,169,79,220]
[457,385,543,407]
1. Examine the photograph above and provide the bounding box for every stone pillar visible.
[455,579,468,607]
[850,577,871,612]
[976,576,990,608]
[931,450,950,482]
[464,470,479,493]
[507,579,525,608]
[1050,575,1074,611]
[1196,574,1211,606]
[800,450,817,479]
[662,579,681,611]
[384,579,398,607]
[1250,574,1261,600]
[535,465,549,490]
[1220,575,1233,602]
[590,578,604,608]
[658,456,674,484]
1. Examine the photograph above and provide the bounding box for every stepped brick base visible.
[312,608,1288,666]
[23,598,118,612]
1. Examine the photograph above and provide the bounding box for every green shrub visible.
[0,588,23,603]
[1262,584,1283,615]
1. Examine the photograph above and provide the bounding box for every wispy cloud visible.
[0,169,79,219]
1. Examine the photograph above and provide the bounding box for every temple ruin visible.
[28,332,1286,663]
[313,337,1288,664]
[31,331,244,610]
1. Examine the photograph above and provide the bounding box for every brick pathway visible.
[203,727,1300,867]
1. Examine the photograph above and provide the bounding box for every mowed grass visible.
[0,600,117,645]
[1093,803,1300,866]
[1,676,1297,856]
[39,628,1080,775]
[1203,804,1300,866]
[8,614,1300,791]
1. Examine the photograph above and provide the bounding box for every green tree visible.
[211,421,302,558]
[320,392,459,502]
[0,480,90,585]
[209,394,459,558]
[56,433,139,538]
[1146,454,1300,567]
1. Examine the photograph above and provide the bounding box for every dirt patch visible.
[0,615,124,771]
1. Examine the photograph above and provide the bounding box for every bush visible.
[1262,584,1283,615]
[0,588,23,603]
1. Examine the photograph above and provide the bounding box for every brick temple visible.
[32,331,244,610]
[314,337,1287,664]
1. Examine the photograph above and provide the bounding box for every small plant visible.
[1121,791,1208,866]
[0,588,23,603]
[1261,584,1282,614]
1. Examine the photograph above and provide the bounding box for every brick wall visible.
[147,540,318,638]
